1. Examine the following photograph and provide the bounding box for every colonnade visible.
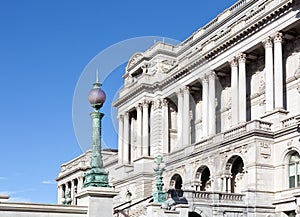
[118,100,151,164]
[58,176,84,205]
[117,32,285,160]
[262,32,284,111]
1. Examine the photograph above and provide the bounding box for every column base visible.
[84,168,111,188]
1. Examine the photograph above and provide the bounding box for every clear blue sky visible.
[0,0,238,204]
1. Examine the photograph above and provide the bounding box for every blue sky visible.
[0,0,237,204]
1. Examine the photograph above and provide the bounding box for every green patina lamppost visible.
[84,71,110,188]
[153,155,167,204]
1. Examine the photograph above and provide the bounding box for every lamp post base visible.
[84,168,111,188]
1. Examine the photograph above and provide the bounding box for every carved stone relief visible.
[260,143,271,159]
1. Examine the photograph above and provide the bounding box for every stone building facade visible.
[57,0,300,216]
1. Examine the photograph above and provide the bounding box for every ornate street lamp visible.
[153,155,167,204]
[84,70,110,188]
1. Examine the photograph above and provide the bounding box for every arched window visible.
[194,166,211,191]
[170,174,183,190]
[289,152,300,188]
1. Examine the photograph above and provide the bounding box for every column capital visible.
[152,99,162,110]
[162,98,169,107]
[176,88,184,96]
[135,103,143,111]
[238,53,247,63]
[229,57,238,67]
[208,71,216,80]
[273,32,283,43]
[124,111,129,118]
[262,36,273,48]
[118,114,124,120]
[201,75,209,83]
[142,99,150,108]
[183,86,190,94]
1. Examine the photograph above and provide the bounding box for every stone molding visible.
[113,0,294,109]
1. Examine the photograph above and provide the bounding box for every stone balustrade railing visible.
[282,115,300,128]
[223,124,247,139]
[223,120,272,140]
[185,190,245,203]
[220,192,244,201]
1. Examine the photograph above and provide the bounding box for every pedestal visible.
[133,156,154,173]
[76,186,118,217]
[261,109,289,131]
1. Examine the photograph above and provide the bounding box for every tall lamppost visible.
[84,71,110,188]
[153,155,167,204]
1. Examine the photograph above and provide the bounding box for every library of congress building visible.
[57,0,300,216]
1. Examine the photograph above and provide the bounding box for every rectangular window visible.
[290,176,295,188]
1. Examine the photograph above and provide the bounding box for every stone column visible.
[150,99,163,156]
[202,77,209,137]
[182,86,190,145]
[162,99,169,154]
[71,180,75,205]
[136,104,143,158]
[273,32,284,109]
[117,114,124,164]
[123,112,130,164]
[58,185,63,204]
[230,57,239,126]
[177,89,184,147]
[78,176,84,191]
[263,36,274,112]
[208,73,216,135]
[142,100,149,156]
[222,176,227,192]
[238,53,247,123]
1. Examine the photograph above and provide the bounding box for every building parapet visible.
[184,190,245,204]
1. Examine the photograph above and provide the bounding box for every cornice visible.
[114,0,296,108]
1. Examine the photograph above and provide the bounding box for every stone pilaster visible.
[117,114,124,164]
[162,99,169,154]
[150,99,163,156]
[262,36,274,112]
[182,86,190,146]
[202,76,209,137]
[177,89,184,147]
[238,53,247,123]
[273,32,284,109]
[136,104,143,158]
[142,100,149,156]
[123,112,130,164]
[230,57,239,126]
[208,72,216,135]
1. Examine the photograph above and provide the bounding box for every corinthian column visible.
[230,57,239,126]
[136,104,143,158]
[273,32,284,109]
[162,99,169,154]
[208,73,216,135]
[202,77,209,137]
[123,112,130,164]
[182,86,190,145]
[142,100,149,156]
[238,53,247,123]
[177,89,183,147]
[118,114,124,164]
[262,36,274,112]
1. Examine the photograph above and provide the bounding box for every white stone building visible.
[56,0,300,216]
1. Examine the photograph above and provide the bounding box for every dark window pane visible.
[290,176,295,188]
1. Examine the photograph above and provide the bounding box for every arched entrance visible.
[226,155,244,193]
[195,166,211,191]
[170,173,183,190]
